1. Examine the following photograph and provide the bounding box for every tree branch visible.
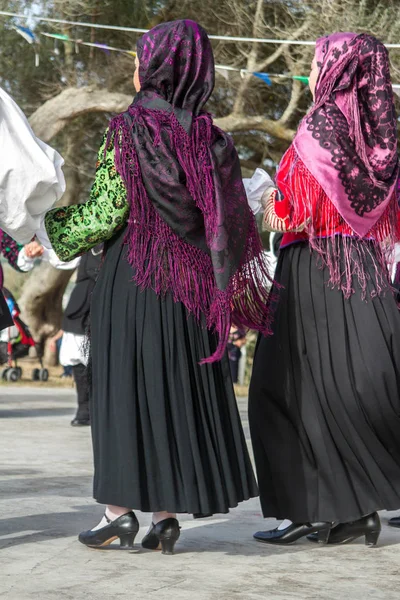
[29,87,132,141]
[278,79,303,126]
[215,113,295,142]
[232,0,264,114]
[28,84,296,148]
[256,21,311,72]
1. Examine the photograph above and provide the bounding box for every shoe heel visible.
[365,530,380,547]
[119,532,137,549]
[160,535,179,555]
[317,526,331,544]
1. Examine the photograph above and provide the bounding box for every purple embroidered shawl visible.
[107,20,272,362]
[294,32,399,238]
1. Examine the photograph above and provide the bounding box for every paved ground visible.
[1,387,400,600]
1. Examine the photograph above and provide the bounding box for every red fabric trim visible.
[277,146,380,246]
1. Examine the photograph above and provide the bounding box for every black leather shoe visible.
[254,522,332,545]
[71,418,90,426]
[142,518,181,555]
[388,516,400,528]
[79,511,139,548]
[307,512,381,546]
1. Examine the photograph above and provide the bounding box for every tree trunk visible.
[19,265,73,365]
[28,86,296,144]
[29,87,133,142]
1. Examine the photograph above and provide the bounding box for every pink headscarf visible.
[294,32,398,238]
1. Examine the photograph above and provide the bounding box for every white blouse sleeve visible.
[16,247,35,272]
[243,168,276,215]
[0,87,66,244]
[41,248,81,271]
[17,246,80,272]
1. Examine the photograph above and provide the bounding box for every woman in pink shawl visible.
[249,33,400,546]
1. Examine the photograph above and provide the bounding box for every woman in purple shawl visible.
[249,33,400,547]
[48,20,273,554]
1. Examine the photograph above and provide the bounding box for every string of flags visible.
[42,31,299,86]
[4,10,400,48]
[40,31,137,58]
[13,25,309,87]
[9,22,400,96]
[14,25,40,66]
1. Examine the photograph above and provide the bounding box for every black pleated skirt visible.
[90,229,258,514]
[249,241,400,523]
[0,290,13,331]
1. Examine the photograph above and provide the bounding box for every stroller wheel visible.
[16,367,22,379]
[32,368,40,381]
[6,369,19,382]
[1,367,9,380]
[39,369,49,382]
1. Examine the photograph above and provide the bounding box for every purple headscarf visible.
[107,20,272,362]
[294,32,398,238]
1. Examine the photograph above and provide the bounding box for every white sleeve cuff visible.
[243,168,276,215]
[16,247,35,272]
[44,247,81,270]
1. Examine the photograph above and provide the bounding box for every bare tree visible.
[29,87,133,141]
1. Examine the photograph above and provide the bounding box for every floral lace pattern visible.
[45,132,129,262]
[307,35,398,217]
[295,33,398,238]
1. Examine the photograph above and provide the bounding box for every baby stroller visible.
[0,288,49,382]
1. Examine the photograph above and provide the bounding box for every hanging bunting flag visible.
[253,72,272,86]
[14,25,35,44]
[47,33,71,41]
[94,42,111,55]
[41,32,70,59]
[14,25,40,67]
[293,75,309,84]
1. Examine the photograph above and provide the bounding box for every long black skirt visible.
[90,229,258,514]
[0,290,13,331]
[249,241,400,523]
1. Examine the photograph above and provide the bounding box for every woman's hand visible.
[24,241,44,259]
[48,329,63,353]
[48,338,57,353]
